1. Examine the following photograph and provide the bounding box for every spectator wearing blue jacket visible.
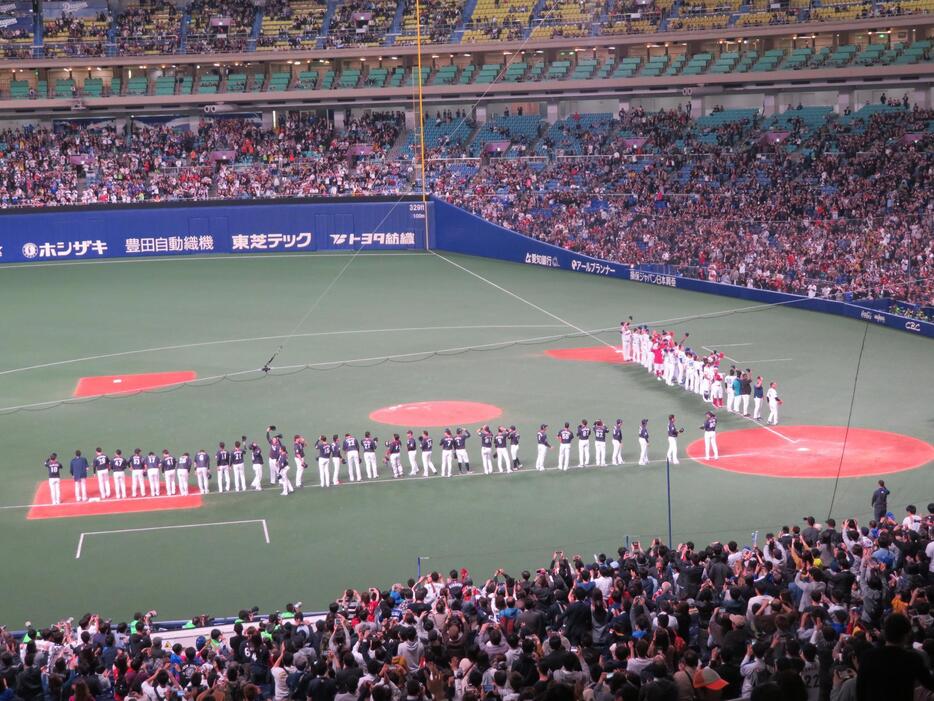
[70,450,89,502]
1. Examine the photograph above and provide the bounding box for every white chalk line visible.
[705,343,754,348]
[16,454,762,515]
[432,252,615,350]
[75,519,269,558]
[737,358,793,364]
[0,327,617,413]
[0,324,567,377]
[0,251,431,271]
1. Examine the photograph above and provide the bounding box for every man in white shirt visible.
[902,504,922,532]
[270,648,295,701]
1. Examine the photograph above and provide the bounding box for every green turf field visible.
[0,250,931,627]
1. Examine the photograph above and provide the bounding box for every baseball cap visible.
[693,667,728,690]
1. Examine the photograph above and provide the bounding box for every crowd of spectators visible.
[2,505,934,701]
[42,12,111,57]
[433,104,934,307]
[187,0,256,53]
[0,103,930,308]
[113,0,180,56]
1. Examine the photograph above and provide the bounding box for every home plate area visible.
[686,425,934,478]
[28,481,202,520]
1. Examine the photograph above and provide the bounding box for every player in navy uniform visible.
[557,423,573,471]
[535,424,550,471]
[71,450,89,502]
[454,428,471,474]
[494,427,511,473]
[508,425,522,470]
[292,434,307,488]
[343,433,361,482]
[112,449,127,499]
[478,426,495,474]
[93,447,111,499]
[385,434,402,478]
[145,451,161,496]
[45,453,63,505]
[330,434,344,486]
[176,451,191,496]
[593,421,608,466]
[666,415,683,465]
[612,419,624,465]
[638,419,649,465]
[420,430,436,476]
[216,442,231,493]
[577,419,592,467]
[130,448,146,497]
[249,441,264,490]
[278,447,294,495]
[195,448,211,494]
[440,429,455,477]
[753,376,765,421]
[362,431,378,479]
[702,411,719,460]
[313,435,331,487]
[266,427,284,486]
[161,450,177,496]
[406,431,419,476]
[232,440,247,492]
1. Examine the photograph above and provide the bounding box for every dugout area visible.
[0,250,931,625]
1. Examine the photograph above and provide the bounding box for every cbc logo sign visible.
[21,242,39,259]
[905,321,921,332]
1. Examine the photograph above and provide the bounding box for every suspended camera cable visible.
[825,320,870,520]
[259,244,367,372]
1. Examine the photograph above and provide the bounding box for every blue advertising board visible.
[430,198,934,339]
[0,198,429,263]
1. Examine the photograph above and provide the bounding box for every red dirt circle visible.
[544,346,629,364]
[370,401,503,427]
[686,425,934,479]
[74,371,197,398]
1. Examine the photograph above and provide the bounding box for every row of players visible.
[41,413,722,503]
[621,322,782,422]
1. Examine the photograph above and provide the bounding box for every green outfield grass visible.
[0,251,931,627]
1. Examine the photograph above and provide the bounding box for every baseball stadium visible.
[0,1,932,699]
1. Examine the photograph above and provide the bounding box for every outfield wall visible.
[0,198,430,262]
[431,199,934,339]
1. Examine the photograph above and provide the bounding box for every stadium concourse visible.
[2,512,934,701]
[0,102,932,311]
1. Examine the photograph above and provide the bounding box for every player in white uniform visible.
[725,369,736,409]
[766,382,781,424]
[621,321,633,360]
[753,376,765,421]
[557,423,573,471]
